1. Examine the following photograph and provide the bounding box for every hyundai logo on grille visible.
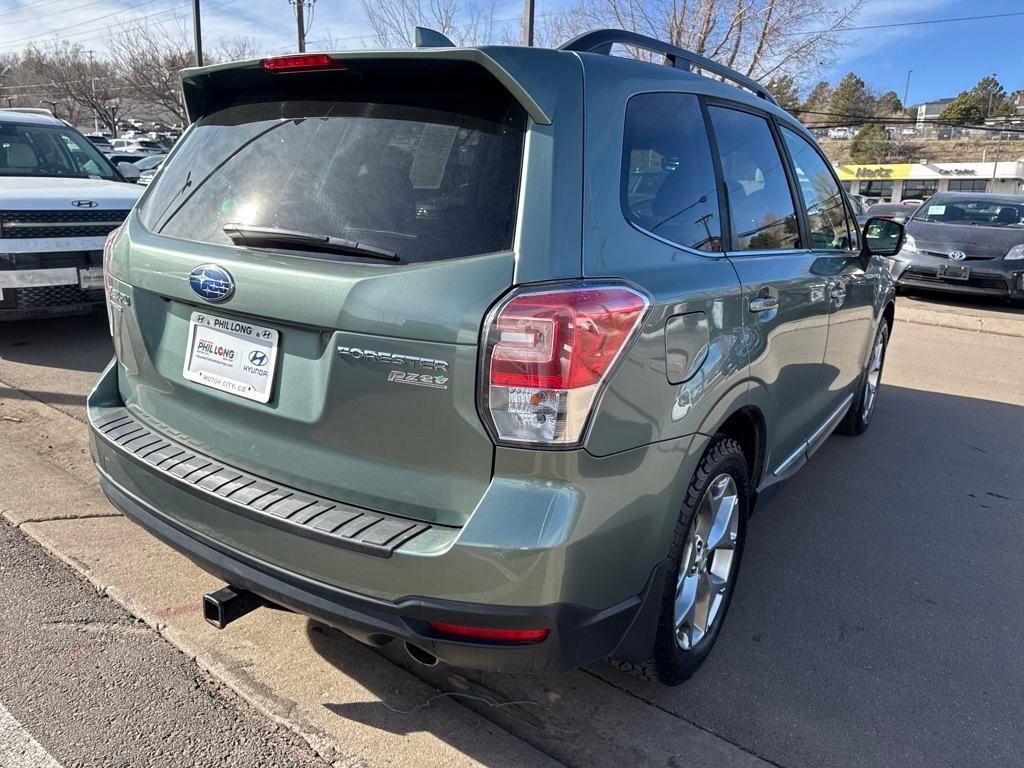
[248,350,268,367]
[71,200,99,208]
[189,264,235,303]
[948,250,967,261]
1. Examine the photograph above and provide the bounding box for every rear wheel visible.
[614,436,749,685]
[837,320,889,436]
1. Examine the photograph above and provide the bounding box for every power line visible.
[0,0,180,48]
[779,10,1024,37]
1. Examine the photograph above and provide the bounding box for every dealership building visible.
[836,161,1024,202]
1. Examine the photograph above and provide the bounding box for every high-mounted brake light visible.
[102,226,121,336]
[261,54,345,72]
[428,622,550,644]
[480,282,650,446]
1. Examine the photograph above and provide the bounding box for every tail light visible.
[102,226,121,335]
[428,621,550,644]
[480,282,650,447]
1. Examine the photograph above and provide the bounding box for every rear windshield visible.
[139,94,526,264]
[913,198,1023,228]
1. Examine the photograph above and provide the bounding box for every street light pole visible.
[295,0,306,52]
[193,0,203,66]
[903,69,912,108]
[523,0,535,46]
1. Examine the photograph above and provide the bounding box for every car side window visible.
[781,126,855,251]
[707,106,800,252]
[621,93,723,252]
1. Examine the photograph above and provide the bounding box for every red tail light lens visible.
[428,621,550,644]
[261,54,345,72]
[481,283,650,446]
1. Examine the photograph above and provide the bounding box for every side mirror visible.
[860,217,905,266]
[117,161,141,182]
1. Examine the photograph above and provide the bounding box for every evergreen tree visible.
[850,123,888,164]
[766,75,801,113]
[830,72,875,119]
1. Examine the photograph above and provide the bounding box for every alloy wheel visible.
[674,473,740,651]
[863,331,885,420]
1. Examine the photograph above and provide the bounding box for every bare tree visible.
[216,35,263,61]
[106,20,192,126]
[23,42,126,134]
[548,0,862,83]
[361,0,497,47]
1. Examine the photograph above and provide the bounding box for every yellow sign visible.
[835,164,916,181]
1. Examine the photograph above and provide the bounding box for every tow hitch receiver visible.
[203,586,264,629]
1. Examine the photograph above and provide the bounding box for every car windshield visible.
[914,198,1023,228]
[0,123,120,180]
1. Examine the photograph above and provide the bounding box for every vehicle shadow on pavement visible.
[307,384,1024,768]
[902,290,1024,316]
[0,313,112,373]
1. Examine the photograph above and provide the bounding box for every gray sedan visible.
[892,192,1024,303]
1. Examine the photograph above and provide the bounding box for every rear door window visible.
[707,106,800,252]
[621,93,722,252]
[139,97,525,264]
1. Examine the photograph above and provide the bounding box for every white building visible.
[836,161,1024,203]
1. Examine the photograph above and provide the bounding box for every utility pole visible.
[292,0,312,52]
[523,0,535,46]
[193,0,203,66]
[902,69,912,108]
[87,50,98,133]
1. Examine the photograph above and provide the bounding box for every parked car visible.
[827,126,857,140]
[85,133,115,155]
[111,138,163,155]
[134,154,166,186]
[89,32,901,686]
[866,200,921,223]
[0,110,142,319]
[892,192,1024,302]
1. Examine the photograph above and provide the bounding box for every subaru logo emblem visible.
[949,250,967,261]
[189,264,234,303]
[248,350,268,367]
[71,200,98,208]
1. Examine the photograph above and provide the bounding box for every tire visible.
[613,436,750,685]
[837,320,890,436]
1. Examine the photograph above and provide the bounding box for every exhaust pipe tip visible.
[404,642,439,667]
[203,586,264,629]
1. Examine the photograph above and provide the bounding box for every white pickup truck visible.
[1,110,142,320]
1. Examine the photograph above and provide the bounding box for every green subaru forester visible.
[89,29,904,685]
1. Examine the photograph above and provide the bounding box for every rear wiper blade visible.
[222,224,399,262]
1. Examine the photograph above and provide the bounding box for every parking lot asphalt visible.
[2,297,1023,768]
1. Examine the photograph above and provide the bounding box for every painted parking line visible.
[0,703,63,768]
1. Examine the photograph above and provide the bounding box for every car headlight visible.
[901,233,919,253]
[1005,244,1024,260]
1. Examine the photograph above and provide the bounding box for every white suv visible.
[0,110,142,320]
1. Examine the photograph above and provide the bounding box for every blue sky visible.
[823,0,1024,104]
[0,0,1020,105]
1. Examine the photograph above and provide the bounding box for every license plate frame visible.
[182,311,279,403]
[78,267,104,290]
[938,264,970,281]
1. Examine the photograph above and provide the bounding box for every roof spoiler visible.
[179,47,554,125]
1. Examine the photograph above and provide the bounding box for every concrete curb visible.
[896,305,1024,338]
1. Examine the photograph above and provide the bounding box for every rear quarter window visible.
[621,93,723,252]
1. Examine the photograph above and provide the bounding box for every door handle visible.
[830,283,847,305]
[749,296,779,313]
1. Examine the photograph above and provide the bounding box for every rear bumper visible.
[88,360,687,672]
[96,468,659,672]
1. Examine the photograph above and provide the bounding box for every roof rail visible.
[559,29,778,106]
